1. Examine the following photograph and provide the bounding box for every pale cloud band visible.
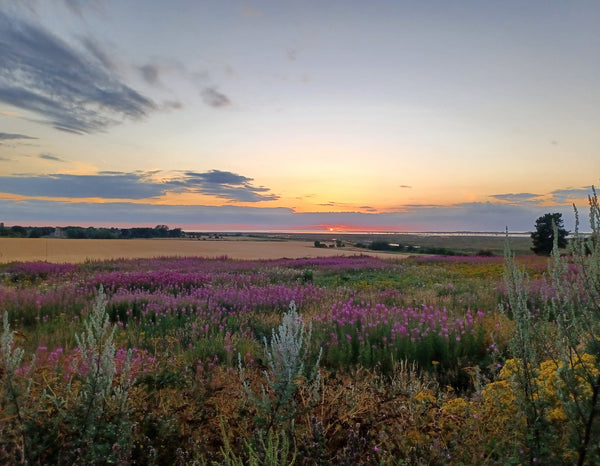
[490,193,541,204]
[551,188,594,204]
[491,189,593,205]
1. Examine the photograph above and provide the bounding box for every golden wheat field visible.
[0,238,398,263]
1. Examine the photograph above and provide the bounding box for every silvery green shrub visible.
[502,188,600,465]
[240,300,322,434]
[1,312,34,462]
[62,287,134,464]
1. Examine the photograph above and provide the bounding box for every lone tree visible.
[531,212,569,255]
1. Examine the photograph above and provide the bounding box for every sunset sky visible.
[1,1,598,232]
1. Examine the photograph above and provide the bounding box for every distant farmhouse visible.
[50,227,66,238]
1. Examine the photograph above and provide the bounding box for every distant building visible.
[51,227,66,238]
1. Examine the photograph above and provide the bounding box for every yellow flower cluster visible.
[482,379,516,407]
[497,354,599,429]
[498,358,521,380]
[414,389,436,404]
[435,354,599,462]
[442,396,469,415]
[440,397,469,431]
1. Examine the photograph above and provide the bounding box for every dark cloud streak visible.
[201,87,231,108]
[161,100,183,110]
[0,10,156,134]
[0,169,279,202]
[39,154,65,162]
[0,173,163,199]
[139,64,161,85]
[184,170,251,185]
[174,170,278,202]
[0,132,37,140]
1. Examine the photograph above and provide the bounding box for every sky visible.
[1,0,598,232]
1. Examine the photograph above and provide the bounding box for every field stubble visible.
[0,238,397,264]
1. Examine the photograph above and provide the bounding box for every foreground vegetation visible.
[1,194,598,464]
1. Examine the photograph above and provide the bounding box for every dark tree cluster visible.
[355,240,457,255]
[531,213,569,255]
[313,239,345,249]
[0,225,55,238]
[0,224,184,239]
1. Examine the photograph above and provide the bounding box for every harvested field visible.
[0,238,399,263]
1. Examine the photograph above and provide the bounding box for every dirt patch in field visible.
[0,238,404,263]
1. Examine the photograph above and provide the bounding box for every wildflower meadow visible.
[1,192,599,464]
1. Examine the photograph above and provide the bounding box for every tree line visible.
[0,224,183,239]
[355,240,465,256]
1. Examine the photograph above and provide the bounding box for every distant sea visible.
[187,230,533,237]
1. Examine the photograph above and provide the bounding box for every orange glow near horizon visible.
[315,223,421,233]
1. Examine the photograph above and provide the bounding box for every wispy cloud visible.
[183,170,251,185]
[63,0,104,18]
[490,192,541,204]
[201,87,231,108]
[161,100,183,110]
[551,187,593,203]
[360,206,378,213]
[0,169,278,202]
[0,132,37,141]
[174,170,279,202]
[0,173,164,199]
[315,201,357,209]
[139,64,161,86]
[39,154,66,162]
[80,36,119,70]
[0,10,156,134]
